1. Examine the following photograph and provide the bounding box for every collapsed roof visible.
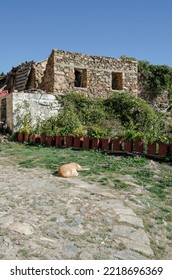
[1,61,34,92]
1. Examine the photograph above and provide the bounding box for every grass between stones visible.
[0,141,172,258]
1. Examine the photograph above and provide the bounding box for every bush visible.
[57,107,82,136]
[87,125,111,138]
[138,60,172,95]
[37,92,166,141]
[63,93,107,125]
[104,92,156,132]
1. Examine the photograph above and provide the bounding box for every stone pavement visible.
[0,158,154,260]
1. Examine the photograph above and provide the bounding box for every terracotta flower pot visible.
[124,140,133,152]
[73,137,84,148]
[65,135,74,147]
[40,133,46,145]
[24,133,30,142]
[158,143,167,156]
[101,138,111,151]
[169,144,172,156]
[17,132,24,143]
[91,138,100,149]
[82,137,91,149]
[134,141,144,153]
[46,135,54,146]
[147,142,157,155]
[55,136,64,147]
[113,138,122,151]
[32,134,41,144]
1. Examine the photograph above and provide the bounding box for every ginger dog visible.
[58,162,89,178]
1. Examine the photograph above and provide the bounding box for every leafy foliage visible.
[104,92,156,132]
[62,93,107,125]
[33,92,166,140]
[120,56,172,96]
[0,72,5,78]
[138,61,172,95]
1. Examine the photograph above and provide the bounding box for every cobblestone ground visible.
[0,156,156,260]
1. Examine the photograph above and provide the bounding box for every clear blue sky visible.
[1,0,172,73]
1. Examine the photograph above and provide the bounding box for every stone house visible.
[39,49,138,98]
[0,49,138,133]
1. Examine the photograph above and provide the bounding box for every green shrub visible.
[104,92,156,132]
[57,107,82,136]
[87,125,111,138]
[63,93,107,125]
[138,60,172,95]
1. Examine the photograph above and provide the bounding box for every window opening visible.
[112,72,123,90]
[74,69,87,88]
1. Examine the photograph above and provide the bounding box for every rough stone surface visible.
[40,49,138,98]
[0,157,156,260]
[10,91,62,132]
[138,89,169,111]
[115,249,148,260]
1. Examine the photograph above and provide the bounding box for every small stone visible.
[9,222,34,236]
[0,215,14,229]
[3,237,11,244]
[68,224,85,235]
[112,225,150,244]
[115,249,148,260]
[64,245,80,258]
[119,237,154,256]
[118,214,144,228]
[40,237,57,243]
[74,215,84,223]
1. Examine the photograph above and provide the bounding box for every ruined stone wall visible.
[28,60,47,89]
[11,91,61,132]
[0,94,13,133]
[40,54,54,93]
[6,94,13,132]
[138,87,170,111]
[40,49,138,98]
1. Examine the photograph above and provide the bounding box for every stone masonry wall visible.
[138,90,169,111]
[0,94,13,133]
[28,60,47,89]
[40,49,138,98]
[11,91,61,132]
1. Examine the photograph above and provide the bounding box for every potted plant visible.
[73,126,87,149]
[146,135,157,155]
[17,128,24,143]
[22,125,32,142]
[58,127,74,147]
[87,126,105,150]
[54,127,64,148]
[123,130,135,153]
[132,132,145,153]
[156,135,168,156]
[30,123,42,144]
[167,135,172,156]
[46,129,55,146]
[39,123,47,145]
[57,108,82,148]
[17,112,32,143]
[112,133,123,152]
[101,127,112,151]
